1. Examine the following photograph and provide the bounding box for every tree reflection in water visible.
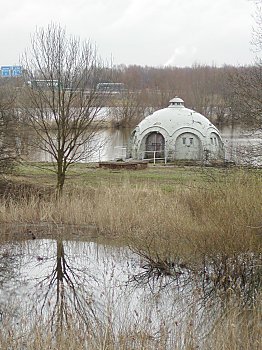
[0,242,29,323]
[129,248,262,308]
[38,239,96,332]
[0,238,261,347]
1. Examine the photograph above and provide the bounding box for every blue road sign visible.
[1,66,22,77]
[1,66,12,77]
[12,66,22,77]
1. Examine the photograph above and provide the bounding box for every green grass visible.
[15,161,262,198]
[14,161,236,190]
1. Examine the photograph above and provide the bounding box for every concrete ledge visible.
[98,161,148,170]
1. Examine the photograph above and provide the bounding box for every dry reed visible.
[0,170,261,255]
[0,168,261,349]
[0,302,261,350]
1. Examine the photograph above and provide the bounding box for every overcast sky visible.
[0,0,257,68]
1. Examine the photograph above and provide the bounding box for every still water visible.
[0,237,260,348]
[29,124,262,165]
[0,238,217,343]
[221,124,262,165]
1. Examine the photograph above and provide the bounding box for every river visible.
[26,123,262,165]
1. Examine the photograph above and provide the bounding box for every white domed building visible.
[128,97,224,163]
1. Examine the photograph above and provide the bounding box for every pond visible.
[0,239,198,326]
[0,237,260,349]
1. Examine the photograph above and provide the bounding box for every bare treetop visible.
[21,24,111,196]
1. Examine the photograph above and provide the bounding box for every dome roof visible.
[130,97,224,162]
[137,97,219,136]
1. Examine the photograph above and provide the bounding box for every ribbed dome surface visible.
[129,97,224,162]
[138,104,218,136]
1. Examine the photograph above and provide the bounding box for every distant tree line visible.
[1,60,260,129]
[0,60,260,171]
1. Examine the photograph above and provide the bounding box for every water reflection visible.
[0,238,260,346]
[0,239,145,333]
[0,240,205,332]
[37,239,97,330]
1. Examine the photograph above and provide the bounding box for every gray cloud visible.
[0,0,257,67]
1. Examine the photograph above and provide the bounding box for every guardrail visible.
[141,150,167,165]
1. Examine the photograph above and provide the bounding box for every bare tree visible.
[20,24,110,196]
[224,2,262,165]
[229,65,262,127]
[252,0,262,52]
[228,2,262,129]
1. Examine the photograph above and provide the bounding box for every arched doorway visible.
[175,132,201,160]
[145,132,165,159]
[209,132,224,159]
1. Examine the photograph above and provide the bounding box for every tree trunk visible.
[56,157,66,197]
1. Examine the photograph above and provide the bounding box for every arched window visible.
[175,132,202,160]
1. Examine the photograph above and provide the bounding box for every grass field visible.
[12,161,245,188]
